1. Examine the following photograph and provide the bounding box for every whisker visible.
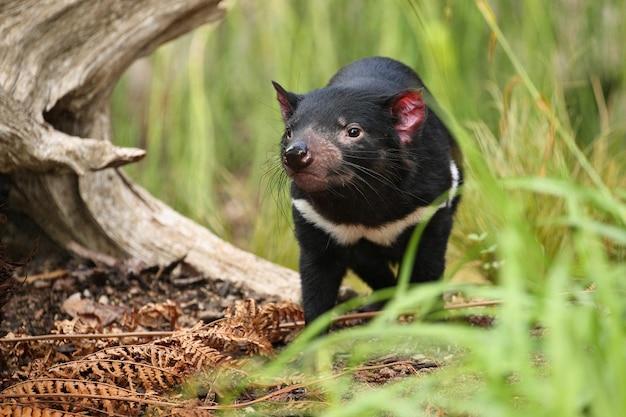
[332,167,376,208]
[341,160,429,205]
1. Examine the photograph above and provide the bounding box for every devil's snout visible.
[283,141,313,171]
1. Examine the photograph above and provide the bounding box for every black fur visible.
[274,57,463,324]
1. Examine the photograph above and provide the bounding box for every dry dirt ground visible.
[0,253,264,337]
[0,198,287,338]
[0,252,442,416]
[1,211,491,415]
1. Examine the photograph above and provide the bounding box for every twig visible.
[66,241,117,267]
[444,299,502,310]
[333,311,380,323]
[277,299,503,329]
[0,400,130,417]
[202,382,308,410]
[0,392,176,407]
[0,363,418,411]
[0,300,503,344]
[47,359,181,376]
[0,331,174,343]
[338,359,418,375]
[202,360,421,410]
[21,269,68,284]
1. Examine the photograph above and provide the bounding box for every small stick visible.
[277,299,503,329]
[0,299,503,344]
[22,269,68,284]
[444,299,502,310]
[202,382,308,409]
[203,360,418,410]
[0,331,174,343]
[0,392,176,407]
[66,241,117,267]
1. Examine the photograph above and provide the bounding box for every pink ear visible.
[390,90,426,144]
[272,81,298,122]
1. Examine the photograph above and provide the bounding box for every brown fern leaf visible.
[67,344,194,372]
[0,378,144,415]
[134,300,181,330]
[151,330,233,369]
[180,325,271,357]
[0,333,60,380]
[50,319,120,359]
[45,359,182,394]
[0,404,86,417]
[41,340,229,395]
[158,322,271,358]
[222,299,304,345]
[175,341,231,369]
[52,318,100,336]
[253,302,304,343]
[224,299,259,323]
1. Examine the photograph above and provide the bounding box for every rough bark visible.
[0,0,299,300]
[0,94,145,174]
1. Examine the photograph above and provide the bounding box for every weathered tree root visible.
[0,0,299,300]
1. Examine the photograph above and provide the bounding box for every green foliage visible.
[112,0,626,415]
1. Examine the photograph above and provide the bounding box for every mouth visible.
[284,167,355,194]
[290,171,329,193]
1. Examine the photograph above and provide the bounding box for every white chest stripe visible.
[292,160,460,247]
[293,199,429,246]
[448,160,460,208]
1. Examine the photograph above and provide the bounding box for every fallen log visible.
[0,0,299,300]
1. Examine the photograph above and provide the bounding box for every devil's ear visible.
[272,81,301,122]
[387,89,426,144]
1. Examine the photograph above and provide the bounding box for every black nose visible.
[283,142,312,171]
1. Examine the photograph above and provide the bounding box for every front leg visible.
[350,259,396,312]
[348,242,397,311]
[293,204,348,324]
[350,242,396,291]
[300,248,347,324]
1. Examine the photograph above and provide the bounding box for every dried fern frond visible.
[0,378,147,415]
[0,404,86,417]
[45,359,182,393]
[1,299,310,416]
[188,326,271,356]
[0,333,60,381]
[158,324,271,357]
[66,344,192,371]
[42,341,230,394]
[254,302,304,343]
[50,319,120,360]
[175,341,232,369]
[223,299,259,322]
[52,318,100,337]
[121,301,182,331]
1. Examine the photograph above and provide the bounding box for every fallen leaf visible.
[62,293,128,326]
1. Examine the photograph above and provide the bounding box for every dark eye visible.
[347,127,361,138]
[285,128,292,138]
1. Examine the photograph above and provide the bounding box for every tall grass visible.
[112,0,625,274]
[112,0,626,415]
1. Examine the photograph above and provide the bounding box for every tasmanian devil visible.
[272,57,463,324]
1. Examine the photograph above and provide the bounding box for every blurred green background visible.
[111,1,626,415]
[112,0,624,283]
